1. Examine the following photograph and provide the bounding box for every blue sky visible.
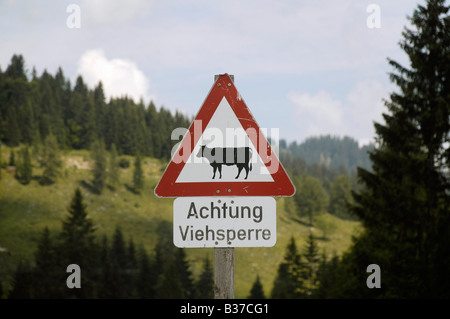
[0,0,424,146]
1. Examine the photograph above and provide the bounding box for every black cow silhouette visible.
[196,145,253,179]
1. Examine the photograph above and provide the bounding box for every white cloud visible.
[290,80,390,145]
[290,90,343,136]
[77,49,153,103]
[346,79,387,135]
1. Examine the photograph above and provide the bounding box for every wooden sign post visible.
[213,74,235,299]
[214,247,234,299]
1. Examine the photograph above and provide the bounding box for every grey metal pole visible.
[214,74,235,299]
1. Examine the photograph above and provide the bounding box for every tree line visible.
[4,187,324,299]
[279,135,373,173]
[1,186,333,299]
[0,55,191,159]
[5,188,214,299]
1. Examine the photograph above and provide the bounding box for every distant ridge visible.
[279,135,373,172]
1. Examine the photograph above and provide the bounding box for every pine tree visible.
[59,188,97,298]
[153,232,181,298]
[132,152,144,192]
[195,256,214,299]
[4,106,21,146]
[342,0,450,298]
[248,275,265,299]
[155,260,184,298]
[5,54,27,80]
[108,143,120,188]
[41,134,62,184]
[93,82,107,143]
[136,246,156,299]
[174,248,194,298]
[15,146,32,185]
[91,138,107,194]
[9,148,15,166]
[313,252,339,298]
[8,260,34,299]
[33,227,64,298]
[70,76,96,149]
[109,226,128,298]
[271,237,306,299]
[98,235,115,299]
[302,232,320,297]
[126,237,138,298]
[111,227,127,269]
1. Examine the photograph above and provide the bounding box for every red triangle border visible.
[154,74,296,197]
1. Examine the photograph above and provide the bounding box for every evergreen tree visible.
[248,275,265,299]
[127,237,138,270]
[5,54,27,80]
[93,82,107,143]
[155,260,184,298]
[15,146,32,185]
[59,188,97,298]
[108,143,120,188]
[195,256,214,299]
[97,235,115,299]
[338,0,450,298]
[153,231,181,298]
[174,248,194,299]
[70,76,96,149]
[33,227,64,298]
[41,134,62,184]
[111,227,127,269]
[146,101,162,158]
[271,237,306,299]
[8,260,34,299]
[313,253,339,298]
[109,226,129,298]
[9,148,15,166]
[126,237,138,298]
[132,152,144,192]
[38,71,64,145]
[302,232,320,297]
[4,106,21,146]
[136,246,156,299]
[91,138,107,194]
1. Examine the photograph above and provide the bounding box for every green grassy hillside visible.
[0,149,361,298]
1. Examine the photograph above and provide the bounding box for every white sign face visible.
[173,197,276,248]
[175,97,274,183]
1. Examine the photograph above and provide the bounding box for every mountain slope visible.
[0,149,360,298]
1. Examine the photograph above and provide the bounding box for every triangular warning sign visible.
[154,74,295,197]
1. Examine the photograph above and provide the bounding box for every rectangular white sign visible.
[173,197,276,248]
